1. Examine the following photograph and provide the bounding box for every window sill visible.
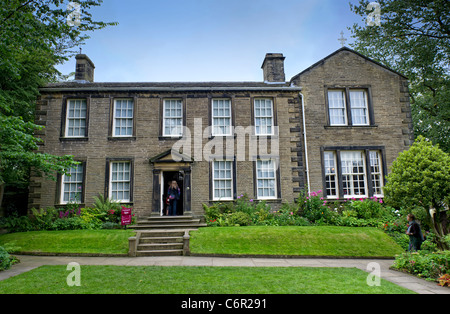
[324,125,378,129]
[60,137,89,142]
[158,136,183,141]
[108,136,136,141]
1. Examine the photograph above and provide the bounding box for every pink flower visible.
[379,199,383,204]
[249,199,253,202]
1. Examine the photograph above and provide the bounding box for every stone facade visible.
[29,47,413,218]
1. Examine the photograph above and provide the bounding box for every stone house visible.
[29,47,414,218]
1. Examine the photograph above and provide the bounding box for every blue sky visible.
[58,0,366,82]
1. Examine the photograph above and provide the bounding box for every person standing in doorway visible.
[406,214,424,251]
[168,180,180,216]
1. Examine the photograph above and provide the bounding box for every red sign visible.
[121,207,132,226]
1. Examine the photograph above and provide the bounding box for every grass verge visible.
[0,265,414,294]
[190,226,404,257]
[0,230,135,255]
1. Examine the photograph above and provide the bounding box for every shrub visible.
[49,217,88,231]
[438,274,450,287]
[93,194,121,212]
[347,197,388,219]
[78,207,105,229]
[203,203,221,222]
[0,246,13,271]
[228,212,252,226]
[0,214,35,233]
[392,250,450,280]
[384,136,450,250]
[30,207,59,230]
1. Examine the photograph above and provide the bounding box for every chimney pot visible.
[261,53,286,83]
[75,54,95,82]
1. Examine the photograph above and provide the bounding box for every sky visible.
[57,0,367,82]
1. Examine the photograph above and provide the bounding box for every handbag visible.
[165,197,170,205]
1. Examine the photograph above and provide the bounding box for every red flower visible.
[109,209,115,215]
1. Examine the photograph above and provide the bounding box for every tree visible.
[349,0,450,152]
[0,0,117,210]
[384,136,450,250]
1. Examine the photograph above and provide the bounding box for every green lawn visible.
[190,226,404,257]
[0,265,414,294]
[0,230,135,255]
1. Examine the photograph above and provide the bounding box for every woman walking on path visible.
[406,214,424,252]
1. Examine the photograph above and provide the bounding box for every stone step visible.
[140,215,194,220]
[132,223,207,230]
[138,229,187,237]
[136,219,201,225]
[139,236,183,244]
[136,249,183,257]
[138,243,183,251]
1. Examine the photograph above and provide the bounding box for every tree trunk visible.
[429,207,450,251]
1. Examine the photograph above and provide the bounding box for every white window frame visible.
[212,160,234,201]
[324,152,338,199]
[254,98,274,136]
[256,159,277,200]
[328,90,347,126]
[61,164,84,204]
[109,161,131,202]
[369,151,384,197]
[349,90,369,126]
[65,99,87,138]
[340,151,368,198]
[163,99,183,137]
[211,98,232,136]
[113,98,134,137]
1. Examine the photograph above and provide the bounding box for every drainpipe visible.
[299,93,311,195]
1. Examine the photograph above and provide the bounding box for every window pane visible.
[254,99,274,135]
[66,99,87,137]
[324,152,338,197]
[340,151,366,197]
[61,164,83,204]
[212,99,232,136]
[328,91,346,125]
[256,159,277,199]
[114,99,134,136]
[212,161,233,200]
[110,161,131,202]
[164,100,183,136]
[350,90,368,125]
[370,151,384,196]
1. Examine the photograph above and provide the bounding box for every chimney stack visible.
[75,54,95,82]
[261,53,286,83]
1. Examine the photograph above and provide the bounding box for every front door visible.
[150,149,193,217]
[161,171,184,216]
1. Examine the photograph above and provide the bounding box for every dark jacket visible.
[168,187,180,201]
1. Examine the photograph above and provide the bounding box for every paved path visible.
[1,255,449,294]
